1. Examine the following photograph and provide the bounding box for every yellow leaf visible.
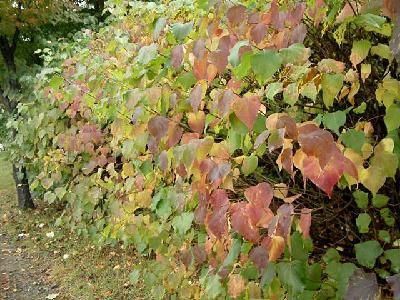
[269,235,285,261]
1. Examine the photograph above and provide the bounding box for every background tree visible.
[0,0,104,209]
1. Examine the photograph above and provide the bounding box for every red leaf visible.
[270,0,287,29]
[218,35,237,54]
[167,123,183,149]
[265,113,298,139]
[230,202,260,243]
[244,182,273,209]
[227,5,247,26]
[299,208,312,239]
[248,12,260,24]
[227,79,242,91]
[193,244,207,265]
[302,156,341,197]
[181,132,200,144]
[276,204,294,240]
[249,246,269,270]
[247,203,274,228]
[193,53,208,80]
[193,39,205,59]
[209,50,229,74]
[189,84,203,112]
[208,162,231,184]
[345,269,379,300]
[206,189,229,238]
[159,150,168,173]
[287,2,306,27]
[217,89,235,118]
[148,116,168,141]
[298,124,336,167]
[180,248,193,268]
[227,274,246,299]
[387,273,400,300]
[188,111,205,134]
[233,95,261,130]
[251,23,267,44]
[171,45,183,70]
[277,141,294,176]
[290,24,307,44]
[195,192,208,224]
[296,124,358,196]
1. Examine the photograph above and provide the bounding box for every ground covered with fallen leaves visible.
[0,152,149,300]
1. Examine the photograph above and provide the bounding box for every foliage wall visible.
[9,0,400,298]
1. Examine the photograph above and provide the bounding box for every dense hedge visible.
[10,0,400,298]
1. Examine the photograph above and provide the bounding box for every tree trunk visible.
[12,165,35,209]
[0,31,35,209]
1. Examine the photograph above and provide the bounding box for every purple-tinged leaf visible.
[345,269,379,300]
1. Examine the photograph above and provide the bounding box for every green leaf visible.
[376,77,400,107]
[233,52,252,79]
[229,113,248,135]
[283,82,299,106]
[171,22,193,41]
[305,263,322,291]
[384,103,400,132]
[356,213,371,233]
[266,82,283,100]
[228,41,249,67]
[291,232,313,262]
[371,44,392,60]
[153,17,167,40]
[340,129,365,154]
[325,261,356,298]
[136,43,158,65]
[176,72,196,90]
[220,239,241,271]
[322,111,346,135]
[321,73,344,108]
[323,248,341,264]
[355,240,383,268]
[204,274,223,299]
[129,269,140,284]
[300,82,318,101]
[251,51,282,85]
[172,212,194,236]
[44,191,56,204]
[49,75,64,90]
[54,187,67,199]
[353,102,367,114]
[378,230,390,243]
[353,14,390,35]
[372,194,389,208]
[277,260,306,294]
[279,43,309,65]
[241,155,258,176]
[240,264,259,280]
[380,208,395,226]
[261,262,276,288]
[350,40,371,67]
[385,249,400,272]
[353,190,369,209]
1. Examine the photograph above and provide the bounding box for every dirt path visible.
[0,233,58,300]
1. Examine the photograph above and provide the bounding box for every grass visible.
[0,151,150,300]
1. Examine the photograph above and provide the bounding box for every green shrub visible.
[11,0,400,298]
